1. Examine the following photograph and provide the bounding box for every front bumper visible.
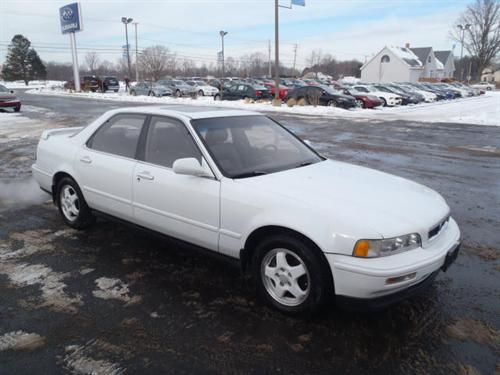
[0,100,21,109]
[326,217,460,306]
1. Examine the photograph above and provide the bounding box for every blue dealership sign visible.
[59,3,83,34]
[291,0,305,6]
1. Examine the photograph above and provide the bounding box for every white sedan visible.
[32,107,460,315]
[186,80,219,96]
[352,85,402,106]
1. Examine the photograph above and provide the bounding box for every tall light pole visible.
[457,23,471,81]
[219,30,228,99]
[273,0,280,106]
[133,22,139,82]
[121,17,133,79]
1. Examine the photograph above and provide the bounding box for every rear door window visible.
[88,114,146,159]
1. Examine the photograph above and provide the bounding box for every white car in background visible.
[32,107,460,315]
[471,82,495,91]
[186,80,220,96]
[352,85,402,106]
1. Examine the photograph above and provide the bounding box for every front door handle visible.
[79,156,92,164]
[137,172,154,181]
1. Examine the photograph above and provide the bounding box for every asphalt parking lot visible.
[0,92,499,375]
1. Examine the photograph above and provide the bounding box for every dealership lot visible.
[0,92,499,374]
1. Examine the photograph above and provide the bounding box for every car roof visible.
[108,106,261,120]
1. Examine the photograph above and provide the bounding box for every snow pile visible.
[0,331,44,351]
[0,80,65,89]
[24,87,500,126]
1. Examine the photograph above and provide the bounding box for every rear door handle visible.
[79,156,92,164]
[137,172,154,181]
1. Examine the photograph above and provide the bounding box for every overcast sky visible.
[0,0,469,69]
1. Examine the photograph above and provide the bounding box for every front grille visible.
[428,216,450,240]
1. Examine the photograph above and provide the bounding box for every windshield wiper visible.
[293,161,314,169]
[232,170,268,179]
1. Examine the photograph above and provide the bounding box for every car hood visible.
[237,160,449,239]
[0,94,17,100]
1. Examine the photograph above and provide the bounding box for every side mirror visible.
[173,158,212,178]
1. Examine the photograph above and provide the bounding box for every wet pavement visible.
[0,92,498,374]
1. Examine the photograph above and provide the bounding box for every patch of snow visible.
[25,87,500,126]
[1,80,65,90]
[387,46,422,66]
[93,277,141,304]
[0,331,44,351]
[64,342,125,375]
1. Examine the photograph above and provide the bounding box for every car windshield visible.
[194,81,206,86]
[191,115,322,178]
[0,84,8,93]
[172,80,185,85]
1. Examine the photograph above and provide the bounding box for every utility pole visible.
[121,17,133,79]
[457,23,471,81]
[268,39,272,78]
[292,44,298,77]
[133,22,139,82]
[273,0,280,106]
[219,30,228,99]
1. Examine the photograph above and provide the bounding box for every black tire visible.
[114,89,119,93]
[175,90,181,98]
[328,100,337,107]
[380,97,387,106]
[56,177,95,230]
[130,90,136,96]
[214,94,221,101]
[14,106,21,112]
[149,91,156,97]
[252,234,332,316]
[486,87,492,91]
[198,90,204,96]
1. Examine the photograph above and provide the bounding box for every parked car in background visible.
[395,83,438,102]
[32,107,461,314]
[352,85,402,107]
[285,85,357,109]
[471,82,495,91]
[82,75,102,92]
[186,80,219,96]
[130,82,172,97]
[102,76,120,92]
[372,84,422,105]
[342,86,384,108]
[214,83,271,101]
[0,84,21,112]
[409,83,450,100]
[262,82,290,100]
[157,79,196,97]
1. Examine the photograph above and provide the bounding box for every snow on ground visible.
[1,80,65,90]
[24,87,500,126]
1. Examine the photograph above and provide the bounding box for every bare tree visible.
[84,51,100,74]
[450,0,500,80]
[139,45,178,80]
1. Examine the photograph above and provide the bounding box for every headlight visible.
[353,233,421,258]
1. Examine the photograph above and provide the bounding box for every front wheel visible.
[214,94,221,101]
[380,97,387,106]
[149,91,156,97]
[198,90,204,96]
[57,177,95,229]
[175,90,181,98]
[253,234,331,315]
[327,100,338,107]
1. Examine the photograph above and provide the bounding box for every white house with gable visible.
[361,44,454,83]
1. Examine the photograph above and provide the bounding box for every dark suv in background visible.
[285,85,357,109]
[102,76,120,92]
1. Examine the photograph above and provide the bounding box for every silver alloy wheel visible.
[60,185,80,222]
[261,248,310,307]
[198,90,204,96]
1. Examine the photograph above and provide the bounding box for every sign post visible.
[59,3,83,92]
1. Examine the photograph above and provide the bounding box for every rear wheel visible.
[328,100,338,107]
[56,177,95,229]
[380,97,387,106]
[356,99,364,108]
[253,234,331,315]
[214,94,221,101]
[198,90,204,96]
[14,106,21,112]
[175,90,181,98]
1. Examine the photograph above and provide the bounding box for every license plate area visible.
[441,243,460,272]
